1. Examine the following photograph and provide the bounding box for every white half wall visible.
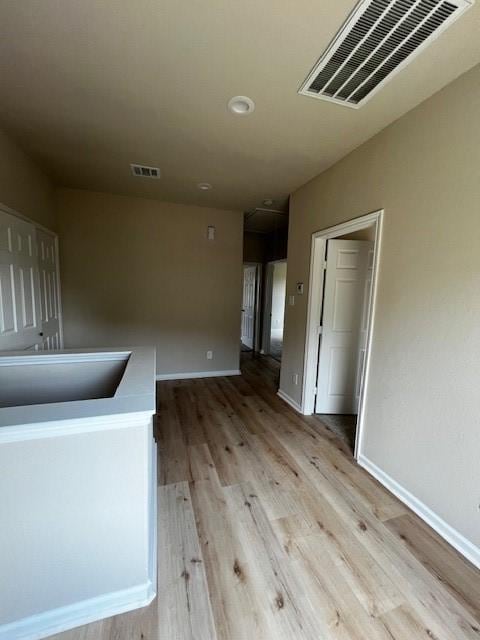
[0,417,156,639]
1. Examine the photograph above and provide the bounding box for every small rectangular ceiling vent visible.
[299,0,473,108]
[130,164,161,178]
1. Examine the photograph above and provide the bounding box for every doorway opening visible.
[241,205,289,369]
[262,260,287,361]
[302,210,383,458]
[241,263,261,352]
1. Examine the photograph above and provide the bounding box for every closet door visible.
[0,210,42,351]
[37,229,62,349]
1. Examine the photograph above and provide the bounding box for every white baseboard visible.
[277,389,303,413]
[156,369,241,381]
[0,581,156,640]
[358,454,480,570]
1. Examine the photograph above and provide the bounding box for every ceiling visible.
[244,209,289,235]
[1,1,480,213]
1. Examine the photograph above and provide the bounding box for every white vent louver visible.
[299,0,473,108]
[130,164,161,178]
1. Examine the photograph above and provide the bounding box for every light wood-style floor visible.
[53,354,480,640]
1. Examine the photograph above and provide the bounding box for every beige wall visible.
[0,128,55,230]
[56,189,243,376]
[243,231,266,264]
[281,62,480,550]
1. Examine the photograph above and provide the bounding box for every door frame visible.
[241,262,262,352]
[261,259,287,356]
[301,209,384,460]
[0,201,64,349]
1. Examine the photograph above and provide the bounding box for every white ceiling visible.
[1,0,480,212]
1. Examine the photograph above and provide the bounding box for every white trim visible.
[0,411,153,444]
[358,454,480,570]
[277,389,303,413]
[354,212,383,460]
[311,210,381,241]
[156,369,241,381]
[0,581,156,640]
[0,351,131,366]
[302,236,327,415]
[148,427,158,601]
[301,210,384,464]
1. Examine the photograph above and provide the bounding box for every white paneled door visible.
[315,239,374,414]
[37,229,62,349]
[0,209,62,351]
[355,245,375,411]
[241,265,257,349]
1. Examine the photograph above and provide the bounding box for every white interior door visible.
[37,229,62,350]
[315,239,373,414]
[0,211,42,351]
[261,262,274,355]
[241,265,256,349]
[354,246,375,412]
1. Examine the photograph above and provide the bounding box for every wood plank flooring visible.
[52,354,480,640]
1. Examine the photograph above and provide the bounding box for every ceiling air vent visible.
[299,0,473,108]
[130,164,161,178]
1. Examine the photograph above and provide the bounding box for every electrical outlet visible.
[293,373,299,385]
[288,295,295,306]
[206,350,213,360]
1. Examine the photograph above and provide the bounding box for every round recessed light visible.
[197,182,212,191]
[227,96,255,116]
[263,199,274,207]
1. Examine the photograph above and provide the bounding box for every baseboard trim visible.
[0,581,156,640]
[277,389,303,413]
[358,454,480,570]
[156,369,241,381]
